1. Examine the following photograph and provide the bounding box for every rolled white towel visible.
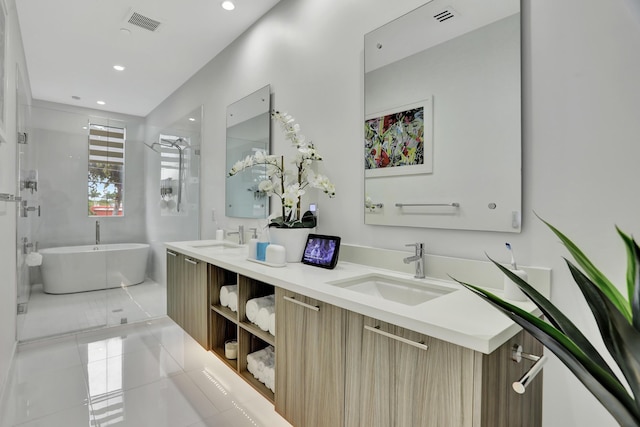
[264,366,275,392]
[245,295,275,322]
[228,289,238,312]
[219,285,237,308]
[256,305,275,331]
[268,312,276,336]
[25,252,43,267]
[247,346,274,383]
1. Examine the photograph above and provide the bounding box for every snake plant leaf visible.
[490,259,616,377]
[634,238,640,332]
[458,281,640,426]
[616,227,640,331]
[566,261,640,414]
[539,217,632,322]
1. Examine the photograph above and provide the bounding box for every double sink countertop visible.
[166,239,544,354]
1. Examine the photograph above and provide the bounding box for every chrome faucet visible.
[227,225,245,245]
[95,220,100,245]
[403,243,425,279]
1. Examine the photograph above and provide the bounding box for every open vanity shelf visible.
[208,264,276,401]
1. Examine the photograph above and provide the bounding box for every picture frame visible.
[364,98,433,178]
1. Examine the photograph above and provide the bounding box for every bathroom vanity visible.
[165,240,549,427]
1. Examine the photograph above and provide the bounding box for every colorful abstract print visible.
[364,106,424,170]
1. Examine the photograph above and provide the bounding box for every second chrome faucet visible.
[403,242,425,279]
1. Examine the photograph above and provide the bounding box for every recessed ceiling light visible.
[97,101,106,105]
[188,117,196,122]
[221,1,235,11]
[113,65,125,71]
[120,28,131,36]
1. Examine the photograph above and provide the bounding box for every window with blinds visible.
[88,123,125,216]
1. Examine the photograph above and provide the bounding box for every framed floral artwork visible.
[364,98,433,178]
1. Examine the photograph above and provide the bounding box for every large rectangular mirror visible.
[226,85,271,218]
[364,0,521,232]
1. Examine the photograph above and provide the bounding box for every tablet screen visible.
[301,234,341,269]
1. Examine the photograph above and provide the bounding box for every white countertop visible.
[166,240,542,354]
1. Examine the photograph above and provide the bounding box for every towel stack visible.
[246,295,275,336]
[247,346,275,392]
[219,285,238,312]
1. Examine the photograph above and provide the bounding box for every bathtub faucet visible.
[95,220,100,245]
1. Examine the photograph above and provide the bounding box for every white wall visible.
[0,0,32,401]
[31,101,147,249]
[145,0,640,425]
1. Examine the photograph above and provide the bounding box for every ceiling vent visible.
[433,8,459,23]
[125,10,162,32]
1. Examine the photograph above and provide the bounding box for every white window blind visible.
[88,124,126,216]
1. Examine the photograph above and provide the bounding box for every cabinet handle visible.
[283,295,320,312]
[364,325,429,351]
[167,250,178,257]
[184,258,198,265]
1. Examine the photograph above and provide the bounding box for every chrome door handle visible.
[283,295,320,312]
[364,325,429,351]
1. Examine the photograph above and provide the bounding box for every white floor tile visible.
[11,404,96,427]
[6,365,90,425]
[19,280,166,342]
[89,373,218,427]
[13,335,81,377]
[3,317,289,427]
[84,346,183,394]
[76,322,161,364]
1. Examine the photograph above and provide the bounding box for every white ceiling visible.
[16,0,280,117]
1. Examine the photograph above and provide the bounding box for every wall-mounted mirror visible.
[364,0,521,232]
[226,85,271,218]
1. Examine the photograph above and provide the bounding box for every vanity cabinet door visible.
[166,250,209,349]
[393,325,474,427]
[166,250,184,327]
[182,256,209,349]
[275,288,346,427]
[345,314,475,427]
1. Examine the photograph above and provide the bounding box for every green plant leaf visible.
[633,238,640,332]
[566,261,640,415]
[539,216,632,322]
[457,281,640,426]
[616,227,639,329]
[489,259,617,377]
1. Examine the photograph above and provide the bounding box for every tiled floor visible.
[1,317,292,427]
[17,280,167,341]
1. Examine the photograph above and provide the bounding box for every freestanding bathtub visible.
[40,243,150,294]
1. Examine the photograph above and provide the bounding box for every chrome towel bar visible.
[395,202,460,208]
[0,193,21,202]
[511,344,546,394]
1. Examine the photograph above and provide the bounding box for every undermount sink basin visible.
[327,274,456,306]
[189,241,242,249]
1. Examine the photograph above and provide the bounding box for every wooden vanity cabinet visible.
[166,250,183,327]
[345,312,543,427]
[165,249,209,349]
[345,314,475,427]
[275,288,347,427]
[166,249,543,427]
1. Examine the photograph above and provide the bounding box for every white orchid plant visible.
[228,110,335,228]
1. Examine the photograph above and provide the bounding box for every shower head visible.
[144,142,162,153]
[160,137,191,150]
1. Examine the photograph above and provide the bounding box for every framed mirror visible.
[226,85,271,218]
[364,0,521,232]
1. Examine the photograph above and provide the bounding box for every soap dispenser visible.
[248,228,258,260]
[256,227,271,262]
